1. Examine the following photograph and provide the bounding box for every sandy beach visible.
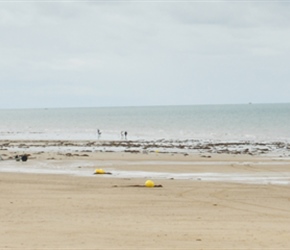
[1,140,290,249]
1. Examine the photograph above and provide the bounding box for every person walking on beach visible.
[121,131,124,140]
[97,129,102,139]
[124,131,128,140]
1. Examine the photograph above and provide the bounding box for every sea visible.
[0,103,289,143]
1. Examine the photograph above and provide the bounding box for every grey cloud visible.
[0,2,289,108]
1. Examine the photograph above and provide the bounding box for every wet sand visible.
[1,140,290,249]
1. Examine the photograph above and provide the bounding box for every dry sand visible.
[1,142,290,249]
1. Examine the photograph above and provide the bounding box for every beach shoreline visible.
[1,138,290,156]
[1,139,290,184]
[1,140,290,249]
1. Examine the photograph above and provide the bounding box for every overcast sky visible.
[1,0,290,109]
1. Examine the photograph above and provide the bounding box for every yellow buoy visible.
[145,180,155,188]
[95,169,105,174]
